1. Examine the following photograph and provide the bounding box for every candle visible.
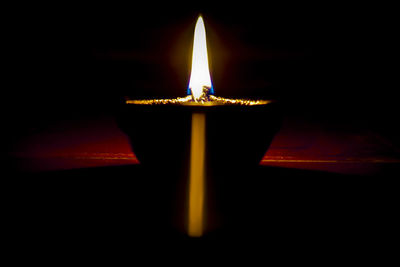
[119,15,282,237]
[126,16,270,107]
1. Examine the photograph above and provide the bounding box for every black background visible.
[4,2,399,150]
[3,2,399,259]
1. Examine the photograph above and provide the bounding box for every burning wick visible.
[125,15,272,237]
[126,16,270,107]
[188,16,213,103]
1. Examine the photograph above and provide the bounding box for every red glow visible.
[10,116,399,174]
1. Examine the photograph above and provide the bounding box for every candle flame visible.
[188,16,213,102]
[125,15,276,237]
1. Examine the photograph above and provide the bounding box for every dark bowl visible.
[116,98,282,233]
[118,99,282,172]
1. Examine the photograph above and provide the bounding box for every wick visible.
[191,86,212,103]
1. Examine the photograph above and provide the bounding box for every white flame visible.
[188,16,212,101]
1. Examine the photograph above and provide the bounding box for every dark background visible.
[3,2,399,258]
[4,2,398,154]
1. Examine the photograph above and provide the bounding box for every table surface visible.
[6,113,399,253]
[8,114,400,175]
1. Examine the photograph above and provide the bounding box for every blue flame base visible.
[187,85,214,96]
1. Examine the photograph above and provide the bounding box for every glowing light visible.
[188,112,206,237]
[124,14,276,239]
[126,15,273,107]
[188,16,213,101]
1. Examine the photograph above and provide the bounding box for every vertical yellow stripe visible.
[188,112,206,237]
